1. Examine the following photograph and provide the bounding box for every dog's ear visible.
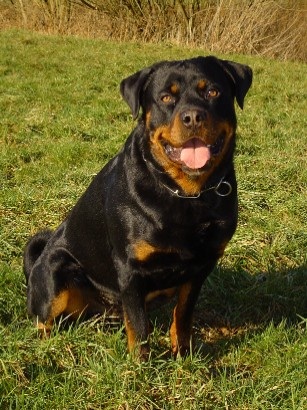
[120,67,153,120]
[219,59,253,109]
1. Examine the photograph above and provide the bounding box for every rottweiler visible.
[24,56,252,360]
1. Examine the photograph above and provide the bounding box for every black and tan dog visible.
[24,56,252,359]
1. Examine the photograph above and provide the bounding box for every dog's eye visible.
[206,88,220,99]
[161,94,175,105]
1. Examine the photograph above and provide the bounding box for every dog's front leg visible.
[170,276,205,357]
[121,281,150,361]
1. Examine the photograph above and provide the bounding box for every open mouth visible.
[163,136,224,170]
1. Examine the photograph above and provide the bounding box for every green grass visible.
[0,29,306,409]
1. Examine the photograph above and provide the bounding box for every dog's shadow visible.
[149,264,307,360]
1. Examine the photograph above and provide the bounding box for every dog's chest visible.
[132,218,225,275]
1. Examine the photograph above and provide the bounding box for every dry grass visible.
[1,0,307,61]
[0,1,306,60]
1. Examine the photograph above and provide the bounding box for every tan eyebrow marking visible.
[197,79,206,90]
[170,83,180,94]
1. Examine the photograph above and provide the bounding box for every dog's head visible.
[120,56,252,195]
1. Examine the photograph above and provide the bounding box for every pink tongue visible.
[180,138,211,169]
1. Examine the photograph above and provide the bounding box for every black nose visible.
[181,109,206,129]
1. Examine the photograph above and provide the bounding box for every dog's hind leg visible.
[26,247,93,336]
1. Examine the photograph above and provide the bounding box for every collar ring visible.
[214,180,233,197]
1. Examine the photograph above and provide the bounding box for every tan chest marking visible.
[133,240,179,262]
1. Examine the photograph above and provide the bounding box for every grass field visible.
[0,30,306,409]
